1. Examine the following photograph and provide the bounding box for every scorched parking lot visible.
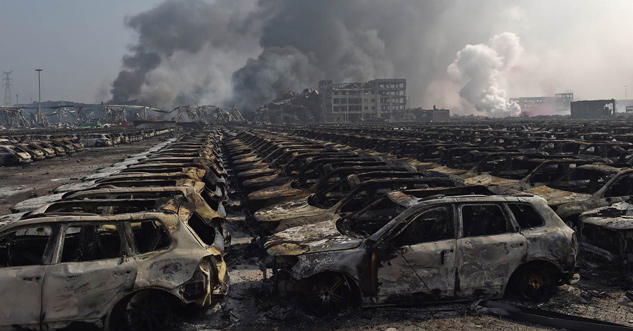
[2,122,633,330]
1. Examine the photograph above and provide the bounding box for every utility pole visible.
[15,94,18,106]
[2,71,12,106]
[35,69,42,112]
[626,85,628,100]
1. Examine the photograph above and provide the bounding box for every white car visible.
[80,134,113,147]
[0,211,228,330]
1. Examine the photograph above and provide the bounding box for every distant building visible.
[319,79,406,122]
[509,92,573,115]
[570,99,615,119]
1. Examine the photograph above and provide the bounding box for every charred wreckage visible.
[5,120,633,329]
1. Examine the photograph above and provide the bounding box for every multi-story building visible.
[319,79,406,122]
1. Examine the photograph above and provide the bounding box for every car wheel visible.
[303,273,353,316]
[513,264,556,302]
[125,291,174,331]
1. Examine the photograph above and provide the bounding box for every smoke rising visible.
[110,0,261,107]
[447,32,523,117]
[108,0,633,116]
[110,0,505,111]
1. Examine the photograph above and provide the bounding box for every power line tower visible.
[3,71,13,106]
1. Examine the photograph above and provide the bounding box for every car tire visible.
[302,273,354,316]
[124,291,175,331]
[512,264,556,302]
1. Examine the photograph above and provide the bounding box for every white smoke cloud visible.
[447,32,523,117]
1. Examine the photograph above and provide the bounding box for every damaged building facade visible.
[319,79,407,123]
[570,99,616,119]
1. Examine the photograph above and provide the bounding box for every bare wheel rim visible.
[125,292,173,331]
[306,274,351,312]
[518,267,554,301]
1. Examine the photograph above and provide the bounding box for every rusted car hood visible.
[248,182,305,201]
[464,174,517,187]
[254,199,326,222]
[429,166,469,176]
[265,220,362,256]
[243,173,280,186]
[528,186,592,206]
[236,167,277,178]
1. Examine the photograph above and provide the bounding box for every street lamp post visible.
[35,69,42,112]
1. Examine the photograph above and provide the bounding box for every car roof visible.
[65,184,204,198]
[0,211,179,233]
[388,190,540,208]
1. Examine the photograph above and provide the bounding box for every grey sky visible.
[0,0,163,104]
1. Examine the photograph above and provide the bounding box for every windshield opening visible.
[548,168,616,194]
[338,197,405,238]
[492,160,540,180]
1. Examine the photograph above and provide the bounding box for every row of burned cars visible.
[224,122,633,314]
[0,130,229,330]
[0,128,176,166]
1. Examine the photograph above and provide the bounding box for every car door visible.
[374,205,457,300]
[0,224,55,330]
[41,222,137,327]
[456,203,527,298]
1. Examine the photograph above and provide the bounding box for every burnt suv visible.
[266,188,577,313]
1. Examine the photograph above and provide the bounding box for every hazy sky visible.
[0,0,164,104]
[1,0,633,113]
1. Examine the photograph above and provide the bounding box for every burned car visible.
[0,211,228,330]
[266,189,577,313]
[528,164,627,225]
[578,200,633,274]
[255,174,464,232]
[0,144,33,165]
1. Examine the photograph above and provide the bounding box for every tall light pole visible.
[35,69,42,112]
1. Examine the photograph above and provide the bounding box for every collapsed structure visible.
[252,89,321,124]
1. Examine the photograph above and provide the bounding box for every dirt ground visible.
[0,136,170,215]
[3,136,633,330]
